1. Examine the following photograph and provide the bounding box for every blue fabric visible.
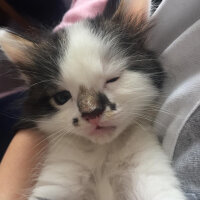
[0,91,25,161]
[6,0,72,28]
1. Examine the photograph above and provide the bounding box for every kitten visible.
[0,0,186,199]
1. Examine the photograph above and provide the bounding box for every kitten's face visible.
[34,22,159,144]
[0,0,164,144]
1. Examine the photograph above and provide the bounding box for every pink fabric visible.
[55,0,107,30]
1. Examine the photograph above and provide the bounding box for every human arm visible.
[0,130,47,200]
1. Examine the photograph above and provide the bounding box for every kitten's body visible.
[30,123,184,200]
[0,0,186,199]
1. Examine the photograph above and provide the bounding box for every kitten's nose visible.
[77,86,107,122]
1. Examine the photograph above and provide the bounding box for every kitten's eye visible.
[106,77,119,84]
[53,90,71,105]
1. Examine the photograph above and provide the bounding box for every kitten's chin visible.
[85,126,122,144]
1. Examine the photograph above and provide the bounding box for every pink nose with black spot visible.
[82,107,104,124]
[87,117,101,126]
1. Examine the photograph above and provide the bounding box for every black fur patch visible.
[14,30,67,129]
[73,118,79,126]
[98,92,116,111]
[110,103,116,111]
[89,0,165,89]
[18,29,66,86]
[102,0,121,19]
[13,119,36,133]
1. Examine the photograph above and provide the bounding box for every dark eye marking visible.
[53,90,71,105]
[106,77,119,84]
[109,103,116,111]
[73,118,79,126]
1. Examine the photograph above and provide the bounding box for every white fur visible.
[28,23,185,200]
[29,126,185,200]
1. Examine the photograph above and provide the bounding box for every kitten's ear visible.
[0,29,34,64]
[103,0,151,22]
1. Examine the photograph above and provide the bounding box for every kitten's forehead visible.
[58,22,125,92]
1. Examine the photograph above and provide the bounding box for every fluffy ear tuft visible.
[103,0,151,23]
[0,29,34,64]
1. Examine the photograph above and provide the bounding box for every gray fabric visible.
[173,106,200,200]
[150,0,200,54]
[149,0,200,159]
[148,0,200,199]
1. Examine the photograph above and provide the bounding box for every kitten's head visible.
[0,0,165,144]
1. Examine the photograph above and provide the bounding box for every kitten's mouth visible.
[96,125,104,130]
[96,125,115,130]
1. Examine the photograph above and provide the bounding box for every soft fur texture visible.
[0,0,186,199]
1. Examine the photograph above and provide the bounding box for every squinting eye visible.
[53,90,71,105]
[106,77,119,84]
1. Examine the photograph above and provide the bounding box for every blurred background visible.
[0,0,71,94]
